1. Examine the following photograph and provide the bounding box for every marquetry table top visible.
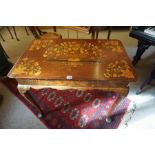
[8,39,137,82]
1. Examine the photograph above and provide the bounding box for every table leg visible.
[12,26,20,41]
[6,26,14,39]
[53,26,57,32]
[107,27,111,40]
[36,27,45,35]
[28,26,40,38]
[24,26,29,35]
[91,31,95,39]
[95,30,99,39]
[0,32,5,41]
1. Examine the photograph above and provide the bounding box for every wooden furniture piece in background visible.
[64,26,90,33]
[6,27,14,39]
[38,26,58,32]
[12,26,20,41]
[24,26,29,35]
[63,26,90,39]
[29,26,39,38]
[0,26,30,42]
[12,26,30,41]
[38,26,111,39]
[89,26,111,39]
[39,32,62,40]
[60,26,111,39]
[0,26,14,42]
[37,26,89,35]
[8,39,137,122]
[53,26,57,32]
[1,26,111,42]
[29,26,58,38]
[29,26,62,40]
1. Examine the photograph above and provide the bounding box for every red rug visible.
[1,77,132,129]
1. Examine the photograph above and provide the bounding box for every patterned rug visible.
[0,77,136,129]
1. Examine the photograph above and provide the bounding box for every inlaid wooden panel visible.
[8,39,137,82]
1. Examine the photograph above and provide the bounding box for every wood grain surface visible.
[8,39,137,82]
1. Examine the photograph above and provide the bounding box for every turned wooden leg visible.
[53,26,57,32]
[107,27,111,40]
[28,26,40,38]
[132,41,150,66]
[36,26,45,35]
[6,26,14,39]
[0,32,5,41]
[12,26,20,41]
[24,26,29,35]
[95,30,99,39]
[91,30,95,39]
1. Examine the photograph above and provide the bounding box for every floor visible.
[0,26,155,129]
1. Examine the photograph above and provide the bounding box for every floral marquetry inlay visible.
[28,40,54,51]
[8,39,136,82]
[43,41,106,61]
[104,60,134,78]
[102,40,124,52]
[13,58,41,76]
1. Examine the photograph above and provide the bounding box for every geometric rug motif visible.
[1,77,133,129]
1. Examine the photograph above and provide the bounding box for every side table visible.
[8,39,137,122]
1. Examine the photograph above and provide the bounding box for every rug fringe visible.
[118,100,136,128]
